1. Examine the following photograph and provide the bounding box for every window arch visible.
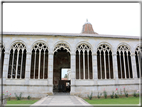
[30,42,48,79]
[76,44,92,79]
[54,43,70,53]
[135,46,142,78]
[97,44,113,79]
[8,43,26,79]
[117,45,133,79]
[0,44,5,78]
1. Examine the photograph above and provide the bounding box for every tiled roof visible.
[62,78,68,80]
[82,22,98,34]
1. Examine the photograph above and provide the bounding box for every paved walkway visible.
[30,93,92,106]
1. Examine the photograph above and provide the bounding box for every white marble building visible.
[0,21,141,98]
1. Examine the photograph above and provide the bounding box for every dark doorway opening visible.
[53,48,70,93]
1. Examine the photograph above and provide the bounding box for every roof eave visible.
[2,32,140,39]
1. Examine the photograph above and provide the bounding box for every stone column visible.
[126,51,130,78]
[112,53,119,84]
[48,52,54,95]
[131,53,137,78]
[92,53,98,83]
[78,50,81,79]
[100,52,102,79]
[25,52,31,85]
[83,50,85,79]
[43,50,45,79]
[108,52,111,79]
[70,53,76,95]
[34,51,36,79]
[11,50,15,79]
[38,50,41,79]
[15,50,20,79]
[123,51,127,79]
[119,51,122,79]
[140,52,142,78]
[139,52,142,78]
[20,50,24,79]
[87,50,90,79]
[104,51,107,79]
[2,50,10,83]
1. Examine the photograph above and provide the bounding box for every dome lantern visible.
[82,19,98,34]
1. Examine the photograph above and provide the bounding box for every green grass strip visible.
[6,99,39,104]
[84,97,140,104]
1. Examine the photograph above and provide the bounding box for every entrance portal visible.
[53,47,70,93]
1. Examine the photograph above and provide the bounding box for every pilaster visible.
[25,52,31,84]
[131,53,137,79]
[2,51,10,83]
[92,53,98,84]
[48,52,54,94]
[112,53,119,85]
[70,53,76,94]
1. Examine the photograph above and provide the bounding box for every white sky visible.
[61,68,69,79]
[3,3,140,36]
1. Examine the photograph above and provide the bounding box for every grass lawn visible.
[6,98,39,104]
[84,96,140,105]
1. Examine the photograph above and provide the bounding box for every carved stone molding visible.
[97,44,111,52]
[12,43,26,51]
[76,44,91,52]
[135,45,141,53]
[54,43,70,53]
[117,45,129,52]
[33,43,48,51]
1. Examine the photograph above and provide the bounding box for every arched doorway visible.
[53,43,71,93]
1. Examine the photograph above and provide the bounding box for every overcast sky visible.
[62,69,69,79]
[3,3,140,36]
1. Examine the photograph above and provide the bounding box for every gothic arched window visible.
[0,44,5,78]
[117,45,133,79]
[54,43,70,53]
[30,43,48,79]
[135,46,142,78]
[76,44,92,79]
[97,44,113,79]
[8,43,26,79]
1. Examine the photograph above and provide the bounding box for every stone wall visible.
[1,34,141,98]
[1,79,52,98]
[71,79,141,97]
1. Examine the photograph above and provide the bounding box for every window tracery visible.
[76,44,92,79]
[30,42,48,79]
[97,44,113,79]
[8,43,26,79]
[135,46,142,78]
[0,44,5,78]
[117,45,133,79]
[54,43,70,53]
